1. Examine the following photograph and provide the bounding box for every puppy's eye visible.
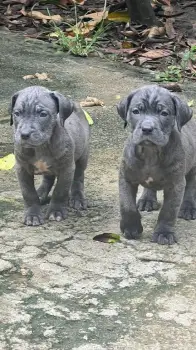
[14,111,20,117]
[40,111,48,118]
[161,111,168,117]
[132,108,140,115]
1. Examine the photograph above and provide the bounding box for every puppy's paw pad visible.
[24,215,44,226]
[137,199,159,212]
[47,205,68,222]
[178,203,196,220]
[70,197,87,210]
[120,221,143,240]
[124,229,142,240]
[152,231,177,245]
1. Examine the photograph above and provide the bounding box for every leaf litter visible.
[1,0,196,84]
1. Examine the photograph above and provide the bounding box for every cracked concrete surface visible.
[0,31,196,350]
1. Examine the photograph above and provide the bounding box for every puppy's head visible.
[117,85,193,147]
[10,86,73,148]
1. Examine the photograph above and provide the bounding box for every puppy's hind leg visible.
[178,169,196,220]
[37,175,55,205]
[137,188,159,212]
[70,152,88,210]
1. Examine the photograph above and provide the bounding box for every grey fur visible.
[117,85,195,245]
[10,86,90,226]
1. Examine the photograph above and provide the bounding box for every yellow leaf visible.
[0,154,15,171]
[108,11,130,23]
[121,41,133,49]
[82,109,94,126]
[49,32,60,38]
[188,100,194,107]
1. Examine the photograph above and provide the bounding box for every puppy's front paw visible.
[70,193,87,210]
[120,212,143,240]
[46,203,68,222]
[178,201,196,220]
[24,206,44,226]
[152,230,177,245]
[137,198,159,212]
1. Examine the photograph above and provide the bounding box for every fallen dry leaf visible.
[142,26,165,38]
[35,72,52,81]
[5,4,12,15]
[3,0,33,4]
[80,11,108,22]
[67,11,107,36]
[23,74,35,80]
[80,97,104,107]
[100,47,140,56]
[159,83,182,92]
[23,72,52,81]
[120,30,137,38]
[165,18,176,39]
[140,49,172,59]
[20,10,62,24]
[60,0,86,4]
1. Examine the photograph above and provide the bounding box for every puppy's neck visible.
[135,143,162,164]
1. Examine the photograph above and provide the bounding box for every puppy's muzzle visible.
[141,120,155,135]
[21,131,31,140]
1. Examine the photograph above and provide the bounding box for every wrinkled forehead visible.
[14,90,56,111]
[131,87,174,110]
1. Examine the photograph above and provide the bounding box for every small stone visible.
[0,259,13,272]
[146,312,153,318]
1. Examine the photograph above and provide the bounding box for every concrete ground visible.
[0,30,196,350]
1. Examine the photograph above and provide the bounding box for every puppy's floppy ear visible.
[50,91,74,127]
[172,95,193,132]
[9,92,19,126]
[117,93,134,128]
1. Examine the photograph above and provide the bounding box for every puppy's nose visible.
[142,126,153,134]
[21,132,31,140]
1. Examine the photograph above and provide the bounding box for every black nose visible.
[21,132,30,140]
[142,126,153,135]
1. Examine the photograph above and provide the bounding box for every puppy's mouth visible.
[132,126,169,147]
[139,140,155,145]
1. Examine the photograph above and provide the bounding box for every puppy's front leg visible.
[119,166,143,240]
[17,164,43,226]
[152,179,185,245]
[47,161,75,221]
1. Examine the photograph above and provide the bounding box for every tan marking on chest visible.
[145,176,154,185]
[34,160,49,174]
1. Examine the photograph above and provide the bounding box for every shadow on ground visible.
[0,31,196,350]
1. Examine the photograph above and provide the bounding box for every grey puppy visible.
[117,85,195,245]
[10,86,90,226]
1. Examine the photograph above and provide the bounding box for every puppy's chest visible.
[31,154,56,175]
[139,165,165,189]
[130,147,166,189]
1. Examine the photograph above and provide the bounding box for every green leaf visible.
[107,11,130,23]
[83,109,94,125]
[93,232,121,243]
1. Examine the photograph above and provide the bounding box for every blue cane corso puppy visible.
[117,85,194,245]
[10,86,90,226]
